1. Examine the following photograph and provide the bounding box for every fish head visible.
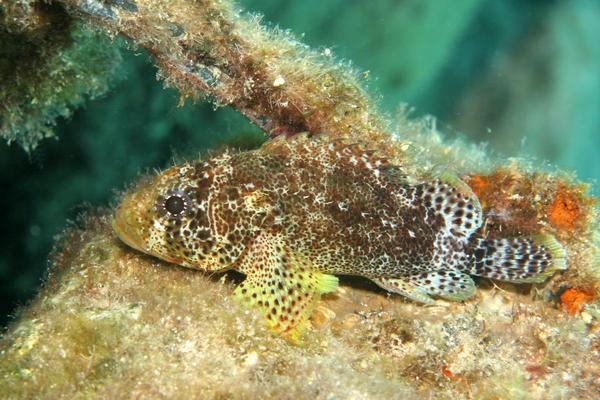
[113,162,228,270]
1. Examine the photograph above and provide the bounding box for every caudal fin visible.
[468,234,567,283]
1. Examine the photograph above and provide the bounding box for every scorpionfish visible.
[113,134,567,336]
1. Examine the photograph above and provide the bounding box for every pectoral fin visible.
[234,233,338,338]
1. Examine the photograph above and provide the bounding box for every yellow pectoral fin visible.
[233,234,338,338]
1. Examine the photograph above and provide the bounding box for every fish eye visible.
[165,195,185,215]
[157,190,193,218]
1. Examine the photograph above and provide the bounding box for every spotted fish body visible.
[113,134,567,336]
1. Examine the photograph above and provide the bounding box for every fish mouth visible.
[112,205,147,254]
[112,179,185,266]
[112,207,185,265]
[112,189,183,265]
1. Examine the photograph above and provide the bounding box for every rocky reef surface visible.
[1,190,598,399]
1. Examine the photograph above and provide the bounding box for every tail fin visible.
[468,234,567,283]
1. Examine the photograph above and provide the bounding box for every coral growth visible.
[460,168,600,293]
[0,215,417,399]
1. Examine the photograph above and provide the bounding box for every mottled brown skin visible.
[231,137,465,278]
[113,134,566,335]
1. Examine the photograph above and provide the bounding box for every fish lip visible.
[112,213,185,265]
[112,208,146,254]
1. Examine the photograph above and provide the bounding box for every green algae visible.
[0,1,121,151]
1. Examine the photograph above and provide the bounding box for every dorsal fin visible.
[260,132,401,170]
[260,131,310,152]
[259,132,409,182]
[326,137,409,182]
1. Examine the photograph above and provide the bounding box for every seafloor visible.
[1,207,598,399]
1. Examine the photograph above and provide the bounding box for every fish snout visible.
[112,192,151,253]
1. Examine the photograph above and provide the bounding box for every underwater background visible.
[1,0,599,328]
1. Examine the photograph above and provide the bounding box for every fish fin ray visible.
[373,269,475,303]
[469,233,567,283]
[372,276,436,305]
[234,232,338,339]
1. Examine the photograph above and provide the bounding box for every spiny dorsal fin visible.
[260,131,310,150]
[259,132,410,183]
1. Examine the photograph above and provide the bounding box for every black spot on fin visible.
[468,233,567,283]
[233,232,338,340]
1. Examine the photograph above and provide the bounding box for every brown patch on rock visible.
[466,170,596,241]
[464,170,540,237]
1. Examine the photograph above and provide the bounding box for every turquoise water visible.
[1,0,598,326]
